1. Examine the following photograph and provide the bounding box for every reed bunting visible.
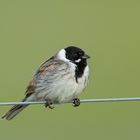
[2,46,90,120]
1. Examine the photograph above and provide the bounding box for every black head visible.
[65,46,90,64]
[65,46,90,82]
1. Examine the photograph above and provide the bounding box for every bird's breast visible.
[35,63,89,103]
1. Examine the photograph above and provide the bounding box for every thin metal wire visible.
[0,97,140,106]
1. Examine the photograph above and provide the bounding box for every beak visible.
[82,54,90,59]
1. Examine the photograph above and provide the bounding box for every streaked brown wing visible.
[25,57,65,98]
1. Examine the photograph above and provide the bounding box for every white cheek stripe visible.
[75,59,81,63]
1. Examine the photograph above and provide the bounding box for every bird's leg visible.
[73,98,80,107]
[45,99,54,109]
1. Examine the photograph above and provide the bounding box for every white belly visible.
[47,65,89,103]
[35,65,89,103]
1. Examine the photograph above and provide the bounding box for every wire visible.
[0,97,140,106]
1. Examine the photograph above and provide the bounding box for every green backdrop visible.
[0,0,140,140]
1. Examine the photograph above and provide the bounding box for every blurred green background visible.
[0,0,140,140]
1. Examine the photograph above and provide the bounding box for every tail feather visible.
[2,104,28,120]
[2,95,36,120]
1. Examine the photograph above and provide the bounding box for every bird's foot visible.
[45,99,54,109]
[73,98,80,107]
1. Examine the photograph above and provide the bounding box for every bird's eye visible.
[78,52,82,55]
[78,52,84,57]
[73,53,78,58]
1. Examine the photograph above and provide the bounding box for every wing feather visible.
[25,58,68,98]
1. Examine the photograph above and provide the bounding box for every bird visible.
[2,46,90,120]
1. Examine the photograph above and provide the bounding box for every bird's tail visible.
[1,99,29,120]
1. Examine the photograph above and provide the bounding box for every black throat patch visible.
[75,59,87,83]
